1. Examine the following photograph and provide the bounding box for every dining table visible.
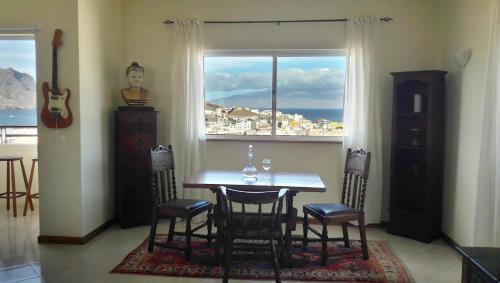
[183,169,326,266]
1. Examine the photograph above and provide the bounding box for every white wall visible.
[122,0,443,223]
[0,0,84,237]
[439,0,493,246]
[78,0,122,235]
[1,0,121,238]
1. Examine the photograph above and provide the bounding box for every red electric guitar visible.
[41,29,73,128]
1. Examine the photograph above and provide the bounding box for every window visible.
[204,50,346,140]
[0,35,37,144]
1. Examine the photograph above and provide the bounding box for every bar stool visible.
[23,157,38,216]
[0,156,30,217]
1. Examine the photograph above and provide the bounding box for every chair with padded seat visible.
[220,186,288,283]
[303,148,371,265]
[147,145,213,259]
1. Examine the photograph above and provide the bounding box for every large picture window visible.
[204,50,346,139]
[0,35,37,144]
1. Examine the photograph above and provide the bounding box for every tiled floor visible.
[0,208,462,283]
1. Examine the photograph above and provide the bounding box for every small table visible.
[184,170,326,265]
[457,246,500,282]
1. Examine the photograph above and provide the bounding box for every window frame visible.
[204,49,346,143]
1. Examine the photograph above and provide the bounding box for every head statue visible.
[126,62,145,89]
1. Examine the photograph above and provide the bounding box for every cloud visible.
[206,67,346,109]
[205,72,272,92]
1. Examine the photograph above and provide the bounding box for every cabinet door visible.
[117,169,153,228]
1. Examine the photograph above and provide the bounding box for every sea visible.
[279,108,343,122]
[0,109,37,126]
[0,108,343,126]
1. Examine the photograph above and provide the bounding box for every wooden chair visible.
[0,156,31,217]
[219,186,288,283]
[303,148,371,265]
[23,157,38,216]
[147,145,213,259]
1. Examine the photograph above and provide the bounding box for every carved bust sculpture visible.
[121,62,150,106]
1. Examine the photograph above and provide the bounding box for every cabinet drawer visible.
[118,122,156,135]
[117,111,155,124]
[118,135,156,154]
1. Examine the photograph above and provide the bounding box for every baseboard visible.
[441,232,460,251]
[38,218,115,245]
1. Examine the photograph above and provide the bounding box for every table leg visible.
[213,188,224,262]
[282,191,310,268]
[192,188,223,266]
[284,191,296,257]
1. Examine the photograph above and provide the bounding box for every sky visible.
[204,56,346,109]
[0,39,36,78]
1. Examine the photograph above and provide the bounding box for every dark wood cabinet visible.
[115,107,157,228]
[388,70,447,243]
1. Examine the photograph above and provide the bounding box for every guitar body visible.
[41,29,73,129]
[41,82,73,128]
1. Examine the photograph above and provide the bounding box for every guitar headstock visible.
[52,29,63,48]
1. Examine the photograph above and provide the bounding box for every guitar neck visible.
[52,47,58,92]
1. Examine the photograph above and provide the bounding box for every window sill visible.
[206,135,343,143]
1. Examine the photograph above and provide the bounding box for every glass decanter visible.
[242,144,258,179]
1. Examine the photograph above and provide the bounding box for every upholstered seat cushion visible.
[304,203,357,216]
[158,199,211,215]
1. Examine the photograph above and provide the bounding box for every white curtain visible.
[473,0,500,247]
[343,16,383,224]
[169,19,212,202]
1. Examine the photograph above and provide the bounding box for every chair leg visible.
[302,212,309,249]
[167,217,176,242]
[185,218,192,259]
[321,224,328,265]
[270,239,281,283]
[223,237,233,283]
[359,215,369,260]
[277,232,285,268]
[342,223,350,248]
[207,207,213,244]
[147,212,158,253]
[11,161,17,217]
[6,161,10,211]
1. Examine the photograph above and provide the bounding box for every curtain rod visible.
[163,17,393,25]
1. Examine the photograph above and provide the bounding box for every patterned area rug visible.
[112,235,413,282]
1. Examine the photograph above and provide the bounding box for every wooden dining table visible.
[183,170,326,266]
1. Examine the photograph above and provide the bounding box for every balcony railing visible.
[0,126,37,144]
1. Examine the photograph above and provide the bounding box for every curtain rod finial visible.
[164,20,175,24]
[381,17,393,22]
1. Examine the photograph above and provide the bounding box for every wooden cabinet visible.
[458,247,500,283]
[388,71,447,243]
[115,107,157,228]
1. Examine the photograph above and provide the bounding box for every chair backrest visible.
[219,186,288,237]
[150,145,177,206]
[340,148,371,212]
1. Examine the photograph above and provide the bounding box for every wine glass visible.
[262,159,271,180]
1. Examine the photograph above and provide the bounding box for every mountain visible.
[209,90,271,109]
[0,67,36,109]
